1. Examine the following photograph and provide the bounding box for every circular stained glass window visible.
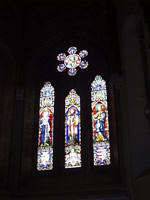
[64,54,81,69]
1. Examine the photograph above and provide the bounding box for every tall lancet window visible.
[37,82,54,171]
[65,89,81,168]
[91,75,110,166]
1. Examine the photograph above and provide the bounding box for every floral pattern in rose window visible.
[57,47,88,76]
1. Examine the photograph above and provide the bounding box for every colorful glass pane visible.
[65,54,81,69]
[57,64,66,72]
[68,68,77,76]
[79,61,88,69]
[91,75,110,166]
[79,50,88,58]
[68,47,77,54]
[65,89,81,168]
[37,82,54,171]
[57,47,88,76]
[57,53,66,61]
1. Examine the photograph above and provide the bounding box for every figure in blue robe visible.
[40,112,51,145]
[100,111,106,139]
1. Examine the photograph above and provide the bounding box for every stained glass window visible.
[37,82,54,171]
[57,47,88,76]
[65,89,81,168]
[91,75,110,166]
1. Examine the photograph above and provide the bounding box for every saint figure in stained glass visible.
[40,109,52,145]
[91,75,110,166]
[37,82,54,171]
[65,89,81,168]
[93,103,108,142]
[67,107,79,144]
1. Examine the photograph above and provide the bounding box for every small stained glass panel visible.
[93,143,110,165]
[68,47,77,54]
[65,89,81,168]
[91,75,110,166]
[79,50,88,58]
[65,54,81,69]
[37,82,54,171]
[68,68,77,76]
[79,61,88,69]
[37,146,53,170]
[57,64,66,72]
[57,53,66,61]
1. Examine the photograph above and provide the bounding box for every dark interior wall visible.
[115,1,150,200]
[0,38,16,189]
[115,0,150,178]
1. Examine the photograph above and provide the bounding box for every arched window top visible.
[40,82,54,103]
[91,75,106,92]
[65,89,80,106]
